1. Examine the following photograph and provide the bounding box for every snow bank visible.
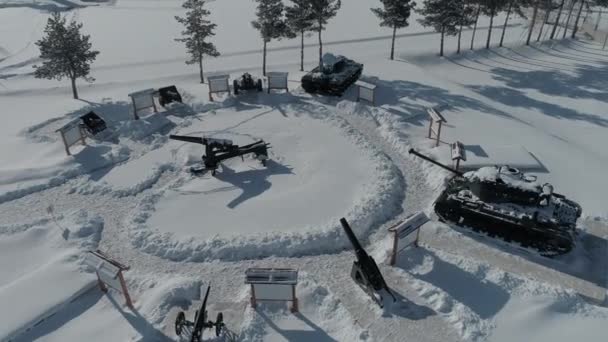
[128,105,404,261]
[238,274,368,341]
[0,210,104,341]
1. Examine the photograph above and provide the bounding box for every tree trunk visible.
[551,0,566,39]
[471,5,481,50]
[71,76,78,99]
[595,8,602,31]
[440,25,445,57]
[318,22,323,70]
[263,40,267,76]
[500,0,514,47]
[572,0,585,38]
[390,25,397,60]
[458,21,463,53]
[300,30,304,71]
[564,0,577,39]
[537,6,550,42]
[486,9,495,49]
[527,1,540,45]
[199,56,204,83]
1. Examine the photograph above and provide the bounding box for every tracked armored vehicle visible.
[409,149,582,256]
[301,53,363,96]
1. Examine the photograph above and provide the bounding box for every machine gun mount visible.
[233,73,263,95]
[169,134,270,175]
[340,218,396,307]
[175,285,225,342]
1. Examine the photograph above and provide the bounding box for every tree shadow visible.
[359,75,532,128]
[396,248,510,319]
[106,294,173,342]
[468,84,608,127]
[13,288,104,342]
[214,160,294,209]
[257,310,337,342]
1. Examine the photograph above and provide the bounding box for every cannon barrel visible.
[169,135,205,145]
[340,218,366,258]
[408,148,463,176]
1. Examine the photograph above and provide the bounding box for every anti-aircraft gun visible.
[340,218,396,307]
[169,135,269,175]
[175,285,225,342]
[408,149,582,256]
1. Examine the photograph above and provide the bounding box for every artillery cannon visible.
[170,134,269,175]
[233,73,263,95]
[340,218,395,307]
[409,149,581,256]
[175,285,225,342]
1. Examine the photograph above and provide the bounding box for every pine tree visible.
[594,0,608,31]
[418,0,462,56]
[33,13,99,100]
[285,0,315,71]
[572,0,586,37]
[469,0,482,50]
[371,0,416,60]
[252,0,292,76]
[457,0,477,53]
[537,0,556,42]
[563,0,577,38]
[500,0,534,47]
[309,0,341,69]
[175,0,219,84]
[481,0,505,49]
[527,0,541,45]
[550,0,566,39]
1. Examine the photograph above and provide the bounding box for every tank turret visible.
[409,149,582,256]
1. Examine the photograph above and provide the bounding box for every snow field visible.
[0,210,103,341]
[126,97,404,261]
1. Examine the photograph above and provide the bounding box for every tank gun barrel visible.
[408,149,463,176]
[169,135,205,145]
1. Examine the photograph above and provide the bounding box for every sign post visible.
[451,141,466,171]
[84,250,134,309]
[128,89,158,120]
[245,268,299,313]
[388,212,430,266]
[426,107,446,147]
[355,80,377,105]
[207,75,231,101]
[266,72,289,93]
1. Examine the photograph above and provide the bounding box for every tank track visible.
[434,192,575,257]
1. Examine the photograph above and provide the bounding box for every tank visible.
[301,53,363,96]
[409,149,582,256]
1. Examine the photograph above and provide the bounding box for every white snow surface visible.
[0,1,607,342]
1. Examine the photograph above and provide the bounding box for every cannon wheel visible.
[215,312,224,337]
[256,79,263,92]
[175,311,186,336]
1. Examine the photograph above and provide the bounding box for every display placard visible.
[63,123,83,146]
[84,253,122,292]
[245,268,299,312]
[267,72,288,92]
[208,75,230,93]
[389,212,429,265]
[355,80,377,105]
[252,283,293,301]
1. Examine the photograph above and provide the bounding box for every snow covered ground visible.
[0,1,607,341]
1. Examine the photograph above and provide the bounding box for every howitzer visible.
[174,285,225,342]
[169,134,269,175]
[340,218,396,307]
[408,148,463,176]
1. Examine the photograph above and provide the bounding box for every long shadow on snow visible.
[396,248,510,319]
[360,74,532,128]
[0,0,82,12]
[258,310,337,342]
[442,221,608,293]
[381,288,436,320]
[106,294,173,342]
[12,288,104,342]
[468,84,608,127]
[214,160,294,209]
